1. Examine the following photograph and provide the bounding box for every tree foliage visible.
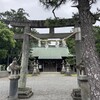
[39,0,97,18]
[0,22,15,59]
[0,8,29,21]
[66,38,75,54]
[40,0,97,8]
[40,0,67,18]
[66,26,100,56]
[0,8,29,64]
[40,0,66,8]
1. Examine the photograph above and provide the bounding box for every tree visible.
[39,0,100,99]
[0,8,29,63]
[78,1,100,99]
[67,26,100,56]
[0,8,29,21]
[66,38,75,54]
[0,21,15,61]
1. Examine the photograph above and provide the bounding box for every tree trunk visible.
[78,0,100,99]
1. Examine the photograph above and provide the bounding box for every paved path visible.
[0,72,78,100]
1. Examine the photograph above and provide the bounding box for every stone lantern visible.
[32,60,38,76]
[8,58,20,100]
[61,60,66,74]
[77,63,90,100]
[78,64,88,81]
[36,60,40,74]
[66,62,71,76]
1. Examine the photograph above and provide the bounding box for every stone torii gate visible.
[6,18,83,99]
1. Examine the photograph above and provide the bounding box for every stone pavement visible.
[0,72,78,100]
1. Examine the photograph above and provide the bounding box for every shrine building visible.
[30,37,73,72]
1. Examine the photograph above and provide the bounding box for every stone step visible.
[18,87,33,99]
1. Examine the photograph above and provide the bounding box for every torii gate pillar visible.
[18,25,33,99]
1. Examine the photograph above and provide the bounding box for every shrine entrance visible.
[43,60,56,72]
[39,59,62,72]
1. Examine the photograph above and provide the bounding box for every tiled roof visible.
[30,47,73,59]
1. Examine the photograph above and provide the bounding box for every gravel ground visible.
[0,72,78,100]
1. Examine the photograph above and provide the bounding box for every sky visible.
[0,0,100,33]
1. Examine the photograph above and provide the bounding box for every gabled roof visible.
[30,47,73,59]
